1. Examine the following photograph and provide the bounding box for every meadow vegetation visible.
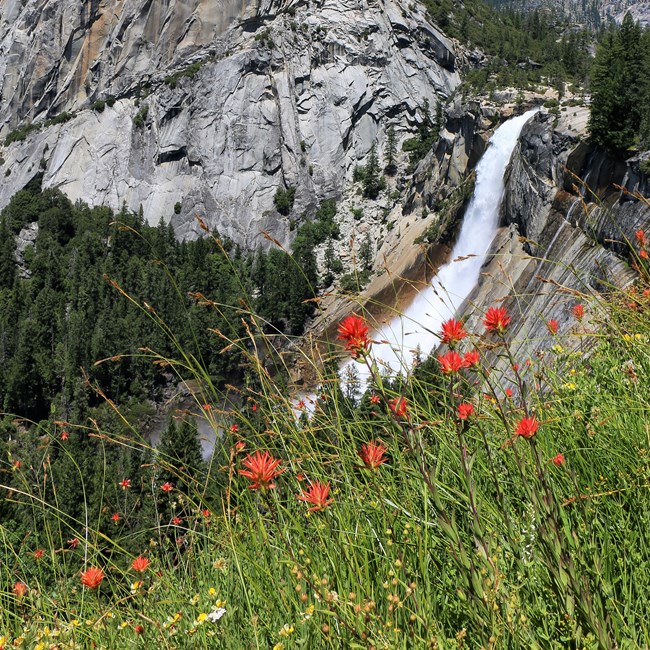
[1,203,650,648]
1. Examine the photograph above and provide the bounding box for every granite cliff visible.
[0,0,459,246]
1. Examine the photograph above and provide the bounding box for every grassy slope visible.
[2,218,650,648]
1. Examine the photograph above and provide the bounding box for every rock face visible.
[405,97,497,215]
[461,110,650,373]
[0,0,460,247]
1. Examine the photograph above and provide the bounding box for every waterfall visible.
[338,109,539,392]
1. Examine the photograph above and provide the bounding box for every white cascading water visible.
[336,109,539,393]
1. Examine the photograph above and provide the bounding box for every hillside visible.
[488,0,650,27]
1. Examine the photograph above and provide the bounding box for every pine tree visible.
[0,218,17,290]
[342,364,361,404]
[157,417,205,487]
[323,239,336,287]
[589,28,625,151]
[384,126,397,175]
[639,28,650,149]
[288,227,318,334]
[362,144,385,199]
[589,15,645,153]
[619,13,643,144]
[359,234,374,272]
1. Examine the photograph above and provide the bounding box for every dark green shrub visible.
[133,105,149,128]
[274,186,296,216]
[164,61,205,88]
[5,123,41,146]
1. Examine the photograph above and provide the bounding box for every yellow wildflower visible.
[279,623,295,638]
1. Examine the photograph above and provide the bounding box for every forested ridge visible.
[0,178,338,424]
[433,0,650,155]
[426,0,594,89]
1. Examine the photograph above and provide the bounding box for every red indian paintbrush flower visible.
[13,581,27,598]
[359,441,388,469]
[297,481,333,512]
[483,306,511,333]
[238,450,285,490]
[547,319,559,335]
[515,416,539,439]
[80,566,104,589]
[119,478,131,490]
[636,229,646,245]
[337,314,371,359]
[438,350,464,374]
[552,453,565,466]
[388,396,408,418]
[457,403,474,420]
[439,319,467,345]
[463,349,480,367]
[572,304,584,321]
[33,549,44,560]
[160,482,173,493]
[370,394,381,405]
[111,513,120,523]
[131,556,150,573]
